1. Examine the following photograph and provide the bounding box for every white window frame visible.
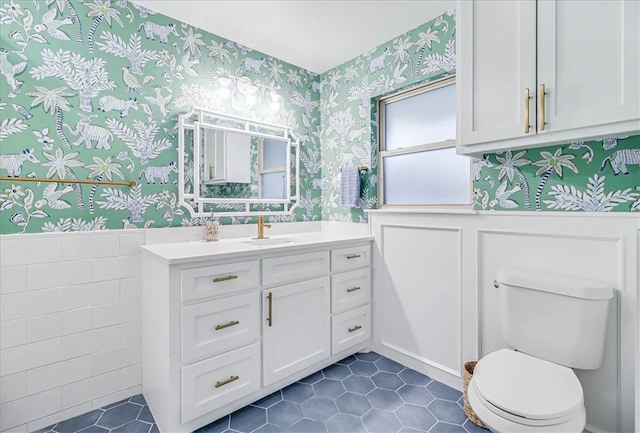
[378,76,472,208]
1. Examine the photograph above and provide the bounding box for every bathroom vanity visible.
[140,233,372,433]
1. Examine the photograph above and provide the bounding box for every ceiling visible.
[131,0,455,74]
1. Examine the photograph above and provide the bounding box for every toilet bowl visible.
[468,349,586,433]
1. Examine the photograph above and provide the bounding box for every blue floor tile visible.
[399,369,432,386]
[326,413,366,433]
[428,400,468,425]
[267,401,303,428]
[349,360,379,377]
[110,420,151,433]
[367,388,403,411]
[430,422,468,433]
[335,393,371,416]
[426,381,463,402]
[375,357,404,373]
[299,371,324,384]
[253,424,282,433]
[229,406,267,432]
[53,409,102,433]
[129,395,147,406]
[253,391,283,408]
[282,382,314,403]
[96,403,142,429]
[42,353,474,433]
[398,385,435,406]
[336,355,357,365]
[361,409,402,433]
[343,375,376,394]
[76,426,109,433]
[288,418,327,433]
[301,398,338,422]
[371,372,404,390]
[322,364,351,380]
[355,352,382,362]
[313,378,346,399]
[395,404,437,431]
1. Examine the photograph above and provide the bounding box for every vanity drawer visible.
[262,251,329,286]
[181,343,261,423]
[181,260,259,302]
[331,244,371,273]
[181,292,260,363]
[331,305,371,355]
[331,268,371,314]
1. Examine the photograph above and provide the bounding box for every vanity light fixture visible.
[215,75,281,112]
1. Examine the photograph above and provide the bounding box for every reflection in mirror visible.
[178,108,299,217]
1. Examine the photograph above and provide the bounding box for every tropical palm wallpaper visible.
[0,0,321,234]
[0,2,638,234]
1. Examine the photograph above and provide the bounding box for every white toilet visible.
[468,268,613,432]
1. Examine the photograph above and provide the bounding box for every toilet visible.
[468,268,613,432]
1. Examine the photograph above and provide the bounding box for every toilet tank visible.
[496,268,613,370]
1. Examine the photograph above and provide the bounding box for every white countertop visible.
[140,232,373,265]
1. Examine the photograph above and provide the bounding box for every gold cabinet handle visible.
[347,286,361,293]
[539,83,546,131]
[267,292,273,327]
[524,88,531,133]
[213,275,238,283]
[348,325,362,333]
[346,254,361,260]
[214,320,239,331]
[209,165,214,179]
[215,375,239,388]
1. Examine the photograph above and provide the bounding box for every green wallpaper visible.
[1,4,637,234]
[319,10,639,220]
[474,136,640,212]
[0,0,321,234]
[319,11,456,222]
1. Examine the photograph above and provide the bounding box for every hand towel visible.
[340,167,360,207]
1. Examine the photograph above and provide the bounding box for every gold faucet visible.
[256,216,271,239]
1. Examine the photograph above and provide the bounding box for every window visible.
[378,77,471,206]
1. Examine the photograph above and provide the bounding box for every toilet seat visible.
[469,349,586,432]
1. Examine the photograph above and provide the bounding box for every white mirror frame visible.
[178,107,300,218]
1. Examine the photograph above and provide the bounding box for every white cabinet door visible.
[262,277,331,386]
[537,0,640,134]
[457,0,537,147]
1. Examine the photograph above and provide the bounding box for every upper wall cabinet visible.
[456,0,640,156]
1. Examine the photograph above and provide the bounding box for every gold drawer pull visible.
[267,292,273,327]
[347,286,361,293]
[524,88,531,134]
[213,275,238,283]
[215,375,239,388]
[346,254,361,259]
[348,325,362,333]
[539,83,546,131]
[214,320,240,331]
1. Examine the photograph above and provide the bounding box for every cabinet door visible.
[537,1,640,134]
[457,0,537,147]
[262,277,330,386]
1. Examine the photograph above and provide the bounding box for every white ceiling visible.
[131,0,455,74]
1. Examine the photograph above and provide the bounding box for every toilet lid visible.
[473,349,583,422]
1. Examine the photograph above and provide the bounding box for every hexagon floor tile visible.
[35,353,486,433]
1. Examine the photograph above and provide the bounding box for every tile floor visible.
[35,352,487,433]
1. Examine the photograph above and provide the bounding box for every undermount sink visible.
[241,237,300,247]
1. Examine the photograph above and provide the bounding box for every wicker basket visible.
[462,361,487,429]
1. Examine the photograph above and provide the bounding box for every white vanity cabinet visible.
[457,0,640,156]
[141,237,372,433]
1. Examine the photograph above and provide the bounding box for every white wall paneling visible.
[377,224,462,379]
[369,211,638,433]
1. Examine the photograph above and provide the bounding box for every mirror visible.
[178,108,299,217]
